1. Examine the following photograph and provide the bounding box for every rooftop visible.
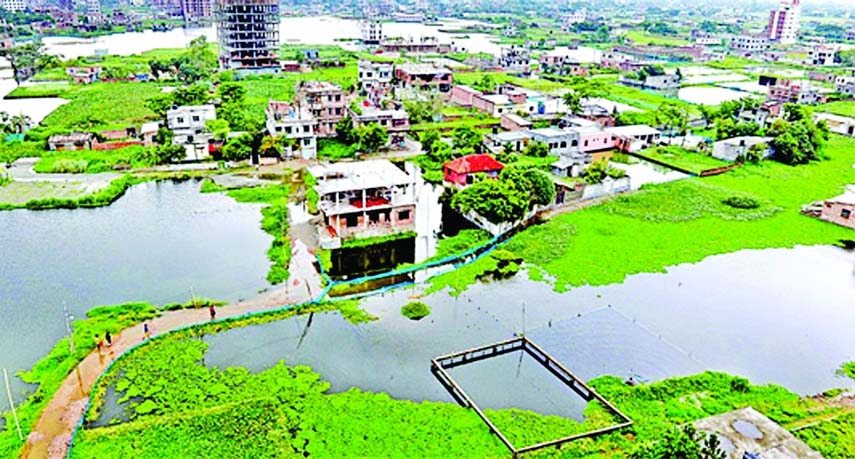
[48,132,94,143]
[827,185,855,205]
[308,160,413,195]
[605,125,661,137]
[396,63,451,75]
[444,154,504,175]
[487,131,531,143]
[529,127,574,138]
[715,136,772,147]
[502,113,531,125]
[478,94,513,105]
[297,80,343,93]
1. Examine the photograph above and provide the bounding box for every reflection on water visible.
[197,245,855,423]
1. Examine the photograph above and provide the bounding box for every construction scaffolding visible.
[215,0,280,73]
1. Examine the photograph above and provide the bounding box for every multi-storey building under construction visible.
[215,0,280,73]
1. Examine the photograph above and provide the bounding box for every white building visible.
[167,105,217,159]
[562,9,587,28]
[266,101,318,159]
[767,0,801,45]
[730,35,769,53]
[712,136,773,162]
[806,45,837,67]
[604,125,662,152]
[308,160,416,248]
[361,19,384,47]
[814,112,855,137]
[1,0,26,12]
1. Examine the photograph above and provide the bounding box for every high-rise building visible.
[767,0,801,45]
[182,0,211,20]
[361,19,383,47]
[215,0,280,73]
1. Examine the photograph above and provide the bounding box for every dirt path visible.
[23,238,323,459]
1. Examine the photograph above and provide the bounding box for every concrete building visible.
[167,104,217,147]
[767,0,801,45]
[382,36,450,54]
[358,60,394,103]
[561,9,587,29]
[806,45,837,67]
[361,19,383,47]
[767,80,827,105]
[295,81,345,138]
[215,0,279,74]
[309,160,416,248]
[497,45,530,74]
[729,35,769,53]
[351,106,410,145]
[443,154,504,187]
[712,136,773,162]
[483,131,530,154]
[266,101,318,159]
[472,94,517,117]
[500,113,531,131]
[814,112,855,137]
[528,128,580,157]
[182,0,212,20]
[1,0,26,11]
[449,85,482,108]
[47,133,95,151]
[604,125,661,152]
[86,0,101,16]
[394,63,452,93]
[819,186,855,231]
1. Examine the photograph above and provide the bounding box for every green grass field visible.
[634,145,730,174]
[818,101,855,118]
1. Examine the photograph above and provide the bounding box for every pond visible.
[187,245,855,423]
[0,180,274,411]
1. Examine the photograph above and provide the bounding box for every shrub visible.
[401,301,431,320]
[722,196,760,209]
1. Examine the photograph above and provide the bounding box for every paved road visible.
[8,158,121,184]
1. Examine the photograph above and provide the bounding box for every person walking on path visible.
[143,323,151,340]
[209,304,216,321]
[105,331,112,347]
[95,335,103,352]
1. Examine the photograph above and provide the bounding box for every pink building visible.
[820,187,855,230]
[295,81,346,138]
[450,85,482,107]
[500,113,531,131]
[577,127,616,153]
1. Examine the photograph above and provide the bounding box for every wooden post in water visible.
[3,368,23,441]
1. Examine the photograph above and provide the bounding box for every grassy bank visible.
[0,174,136,211]
[0,302,163,457]
[427,135,855,294]
[223,185,291,284]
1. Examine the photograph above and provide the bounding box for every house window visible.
[842,209,852,219]
[345,215,359,227]
[177,117,185,124]
[303,126,310,133]
[285,127,292,134]
[584,140,589,147]
[560,141,567,148]
[303,138,311,146]
[192,116,200,122]
[398,210,411,220]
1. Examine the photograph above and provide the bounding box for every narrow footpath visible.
[23,239,323,459]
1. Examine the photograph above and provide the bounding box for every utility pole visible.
[63,301,75,356]
[3,368,23,441]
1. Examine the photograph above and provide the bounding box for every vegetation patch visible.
[633,146,730,175]
[426,249,522,296]
[605,180,780,223]
[401,301,431,320]
[795,411,855,459]
[341,231,416,249]
[0,174,138,211]
[0,302,162,457]
[33,146,152,173]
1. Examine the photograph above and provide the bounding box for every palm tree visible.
[9,114,31,134]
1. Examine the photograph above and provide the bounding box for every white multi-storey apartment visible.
[266,101,318,159]
[1,0,26,11]
[767,0,801,45]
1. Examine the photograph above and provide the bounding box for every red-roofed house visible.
[443,154,504,186]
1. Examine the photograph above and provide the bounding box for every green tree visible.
[217,82,246,107]
[205,119,230,140]
[420,129,441,154]
[172,84,209,107]
[222,133,254,161]
[452,125,482,151]
[522,140,549,157]
[356,123,389,152]
[0,40,52,84]
[656,101,689,141]
[146,93,175,120]
[336,116,356,144]
[452,179,529,224]
[403,98,439,124]
[583,159,625,184]
[472,74,496,93]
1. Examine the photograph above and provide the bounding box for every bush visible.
[722,196,760,209]
[401,301,431,320]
